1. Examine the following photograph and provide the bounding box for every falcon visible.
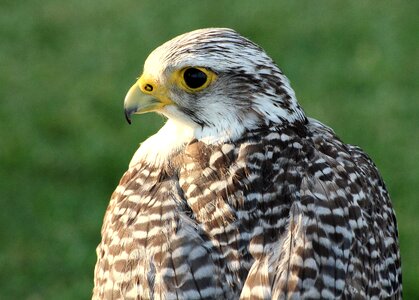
[93,28,402,299]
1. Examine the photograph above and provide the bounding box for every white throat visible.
[129,112,254,167]
[129,119,194,167]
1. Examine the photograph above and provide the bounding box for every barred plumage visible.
[93,28,401,299]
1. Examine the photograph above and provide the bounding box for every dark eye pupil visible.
[183,68,208,89]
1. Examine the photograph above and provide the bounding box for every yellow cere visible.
[137,75,158,94]
[135,75,173,106]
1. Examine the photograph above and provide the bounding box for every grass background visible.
[1,1,417,298]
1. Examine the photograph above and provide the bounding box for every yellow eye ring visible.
[178,67,216,92]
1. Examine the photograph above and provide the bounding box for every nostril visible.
[144,84,153,92]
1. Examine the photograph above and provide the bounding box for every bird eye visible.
[183,68,208,89]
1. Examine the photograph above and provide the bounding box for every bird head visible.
[124,28,306,138]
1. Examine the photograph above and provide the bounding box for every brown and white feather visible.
[93,28,401,299]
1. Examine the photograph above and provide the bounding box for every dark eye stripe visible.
[183,68,208,89]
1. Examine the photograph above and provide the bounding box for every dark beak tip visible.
[124,109,132,125]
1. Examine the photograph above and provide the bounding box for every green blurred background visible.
[1,1,417,298]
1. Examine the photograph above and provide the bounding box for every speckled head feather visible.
[141,28,305,129]
[94,28,401,299]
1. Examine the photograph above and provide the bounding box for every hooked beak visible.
[123,77,173,124]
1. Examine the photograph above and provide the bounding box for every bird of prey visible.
[93,28,402,299]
